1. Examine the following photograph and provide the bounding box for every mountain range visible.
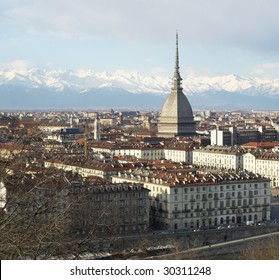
[0,68,279,110]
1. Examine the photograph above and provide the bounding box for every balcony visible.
[159,209,168,214]
[262,203,270,207]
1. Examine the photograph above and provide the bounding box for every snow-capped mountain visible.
[0,67,279,109]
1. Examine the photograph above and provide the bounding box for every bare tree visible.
[237,236,279,260]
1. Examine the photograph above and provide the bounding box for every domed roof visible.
[161,89,194,121]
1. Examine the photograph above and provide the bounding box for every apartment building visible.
[91,140,194,163]
[243,151,279,188]
[164,142,193,163]
[44,159,134,182]
[91,141,164,160]
[192,146,245,170]
[69,181,150,235]
[112,168,271,230]
[211,125,278,146]
[3,172,150,235]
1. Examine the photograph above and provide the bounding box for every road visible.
[146,230,279,259]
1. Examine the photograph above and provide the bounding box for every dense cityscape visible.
[1,34,279,260]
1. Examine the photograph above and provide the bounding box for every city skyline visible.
[1,0,279,78]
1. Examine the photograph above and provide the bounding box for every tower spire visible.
[173,31,182,90]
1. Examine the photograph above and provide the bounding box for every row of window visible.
[171,197,268,212]
[172,183,266,194]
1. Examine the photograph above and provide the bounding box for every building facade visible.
[192,146,245,170]
[3,172,150,235]
[112,168,271,230]
[211,126,278,146]
[243,152,279,188]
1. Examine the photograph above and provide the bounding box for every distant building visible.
[164,142,193,163]
[211,125,277,146]
[91,140,196,163]
[157,33,196,137]
[211,126,236,146]
[91,141,164,160]
[192,146,245,170]
[241,141,279,150]
[243,151,279,188]
[44,159,133,182]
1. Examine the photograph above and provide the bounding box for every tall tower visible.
[94,114,100,141]
[157,32,196,137]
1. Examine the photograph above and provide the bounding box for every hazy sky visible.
[1,0,279,78]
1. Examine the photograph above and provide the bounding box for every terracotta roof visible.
[242,142,279,148]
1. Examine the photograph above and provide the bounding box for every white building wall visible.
[112,174,271,230]
[193,149,243,169]
[243,153,279,188]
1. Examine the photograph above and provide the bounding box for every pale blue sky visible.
[1,0,279,78]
